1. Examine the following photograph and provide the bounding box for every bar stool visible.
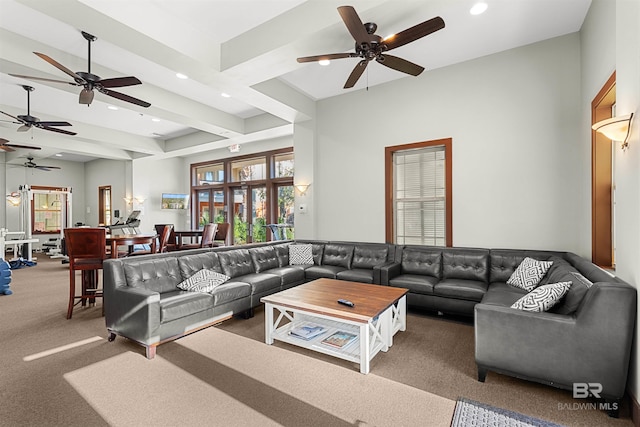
[64,228,107,319]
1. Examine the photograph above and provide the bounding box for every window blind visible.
[393,146,446,245]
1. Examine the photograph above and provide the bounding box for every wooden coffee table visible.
[260,278,408,374]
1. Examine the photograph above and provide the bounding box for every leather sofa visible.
[102,240,635,416]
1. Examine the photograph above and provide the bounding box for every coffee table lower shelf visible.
[263,299,406,374]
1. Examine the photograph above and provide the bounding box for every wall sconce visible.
[6,192,21,207]
[123,197,133,206]
[592,112,634,151]
[294,184,310,196]
[134,196,146,204]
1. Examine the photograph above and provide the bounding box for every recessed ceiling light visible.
[55,153,62,157]
[470,2,488,15]
[221,92,231,98]
[318,59,330,66]
[151,118,161,122]
[176,73,188,79]
[107,105,118,110]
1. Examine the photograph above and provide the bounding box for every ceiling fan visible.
[0,85,76,136]
[23,156,61,172]
[10,30,151,108]
[297,6,445,88]
[0,137,42,152]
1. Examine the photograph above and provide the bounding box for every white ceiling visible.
[0,0,591,166]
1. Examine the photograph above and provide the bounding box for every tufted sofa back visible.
[218,249,255,278]
[177,251,223,279]
[489,249,562,283]
[399,246,442,278]
[123,257,183,293]
[442,248,490,282]
[352,244,391,269]
[322,243,354,268]
[249,246,280,273]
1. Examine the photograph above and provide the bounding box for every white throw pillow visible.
[507,257,553,291]
[511,282,572,312]
[289,244,313,265]
[177,269,230,293]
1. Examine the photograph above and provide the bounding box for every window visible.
[191,148,294,243]
[385,139,452,245]
[99,185,111,226]
[31,186,69,234]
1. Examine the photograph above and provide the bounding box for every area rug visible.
[451,398,566,427]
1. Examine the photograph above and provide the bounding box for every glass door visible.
[232,188,248,244]
[275,184,295,239]
[194,190,210,229]
[251,187,267,242]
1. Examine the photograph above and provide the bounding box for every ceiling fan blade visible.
[382,16,445,51]
[344,60,368,89]
[99,76,142,88]
[79,88,94,105]
[0,110,21,121]
[297,53,355,63]
[9,73,80,87]
[99,88,151,108]
[17,125,30,132]
[337,6,369,45]
[2,143,42,150]
[35,166,59,171]
[38,121,73,127]
[0,138,9,144]
[34,52,83,82]
[39,125,77,136]
[0,145,15,152]
[376,54,424,76]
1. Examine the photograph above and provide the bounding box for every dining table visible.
[106,234,157,258]
[173,230,203,249]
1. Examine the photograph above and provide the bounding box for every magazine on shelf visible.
[288,322,327,340]
[321,331,358,349]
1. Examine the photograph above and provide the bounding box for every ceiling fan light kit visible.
[297,5,445,89]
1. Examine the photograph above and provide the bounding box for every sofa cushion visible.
[123,257,182,293]
[218,249,255,278]
[489,250,558,283]
[289,244,313,265]
[211,282,251,305]
[265,266,306,286]
[400,247,441,278]
[389,274,438,295]
[235,273,281,295]
[352,245,389,269]
[249,246,279,273]
[434,279,488,302]
[322,244,354,269]
[176,269,230,293]
[511,282,571,312]
[337,268,374,284]
[481,283,527,306]
[159,290,214,323]
[507,257,553,291]
[178,252,223,279]
[442,250,489,283]
[305,265,346,280]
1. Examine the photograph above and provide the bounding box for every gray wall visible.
[312,33,583,252]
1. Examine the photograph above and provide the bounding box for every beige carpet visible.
[0,255,634,426]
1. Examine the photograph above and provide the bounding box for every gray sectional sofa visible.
[102,240,636,416]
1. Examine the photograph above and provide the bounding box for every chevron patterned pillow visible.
[507,257,553,291]
[289,244,314,265]
[177,269,230,293]
[511,281,572,312]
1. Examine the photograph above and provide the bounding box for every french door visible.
[193,189,225,229]
[231,185,266,244]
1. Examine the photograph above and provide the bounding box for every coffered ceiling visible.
[0,0,590,166]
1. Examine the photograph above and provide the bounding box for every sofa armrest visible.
[475,283,636,399]
[373,261,398,285]
[379,262,401,285]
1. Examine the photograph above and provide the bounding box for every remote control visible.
[337,299,355,307]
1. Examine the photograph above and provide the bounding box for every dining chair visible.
[212,222,230,247]
[155,224,177,251]
[181,223,218,250]
[64,227,107,319]
[129,224,173,256]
